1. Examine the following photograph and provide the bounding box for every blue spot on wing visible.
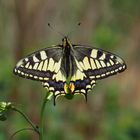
[74,78,90,90]
[48,80,64,91]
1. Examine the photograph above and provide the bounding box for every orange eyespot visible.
[69,83,75,93]
[64,83,68,93]
[64,82,75,94]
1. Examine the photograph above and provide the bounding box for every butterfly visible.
[13,37,127,105]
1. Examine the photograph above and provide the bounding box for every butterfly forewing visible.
[73,45,126,80]
[14,46,63,82]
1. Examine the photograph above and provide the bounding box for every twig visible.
[9,128,36,140]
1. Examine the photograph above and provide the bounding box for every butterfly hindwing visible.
[73,45,126,80]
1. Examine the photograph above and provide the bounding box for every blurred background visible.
[0,0,140,139]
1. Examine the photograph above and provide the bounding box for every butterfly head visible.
[62,36,72,48]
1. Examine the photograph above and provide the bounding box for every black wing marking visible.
[73,45,127,80]
[73,78,96,101]
[13,46,63,82]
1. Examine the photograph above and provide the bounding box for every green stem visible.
[12,107,39,134]
[39,92,51,140]
[10,128,36,140]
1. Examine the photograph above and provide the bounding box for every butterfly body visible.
[61,37,75,78]
[14,37,126,105]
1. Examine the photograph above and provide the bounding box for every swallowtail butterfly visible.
[13,37,126,105]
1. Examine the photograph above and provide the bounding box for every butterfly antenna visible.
[67,22,81,37]
[48,23,65,37]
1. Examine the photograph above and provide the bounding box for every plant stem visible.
[39,92,51,140]
[10,128,36,140]
[12,107,39,134]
